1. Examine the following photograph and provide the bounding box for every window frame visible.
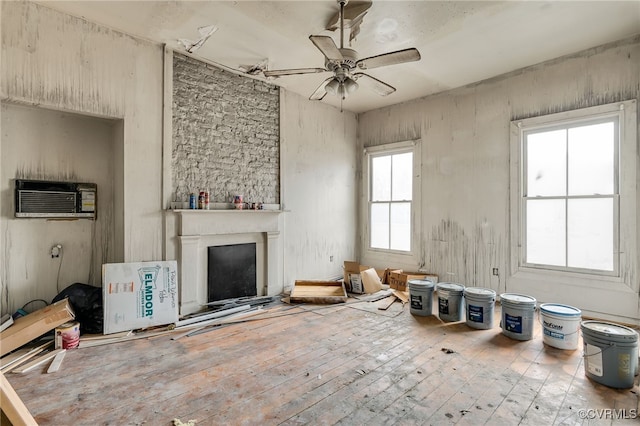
[363,140,421,258]
[510,100,636,282]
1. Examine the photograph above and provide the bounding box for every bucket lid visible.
[408,279,434,289]
[464,287,496,297]
[581,321,639,339]
[436,282,465,293]
[500,293,537,305]
[540,303,581,317]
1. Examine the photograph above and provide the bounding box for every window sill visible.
[510,266,627,290]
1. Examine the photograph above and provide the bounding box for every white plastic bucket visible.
[464,287,496,330]
[539,303,581,350]
[408,279,435,316]
[436,283,465,322]
[500,293,536,341]
[581,321,639,389]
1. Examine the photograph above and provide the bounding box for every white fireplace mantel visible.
[170,209,285,315]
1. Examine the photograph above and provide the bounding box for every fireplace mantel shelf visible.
[168,209,287,213]
[171,206,285,239]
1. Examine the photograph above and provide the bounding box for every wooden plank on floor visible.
[290,281,348,304]
[0,372,38,426]
[46,350,66,374]
[1,341,52,373]
[11,349,64,374]
[375,295,397,310]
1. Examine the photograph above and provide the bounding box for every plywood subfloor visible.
[5,299,639,425]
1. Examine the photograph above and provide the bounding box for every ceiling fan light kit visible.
[263,0,421,103]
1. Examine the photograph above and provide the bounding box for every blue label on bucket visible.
[544,328,565,340]
[439,298,449,315]
[410,295,423,310]
[505,313,522,334]
[469,305,483,323]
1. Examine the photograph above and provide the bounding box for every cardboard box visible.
[360,268,384,294]
[343,261,361,291]
[388,271,429,291]
[0,299,75,357]
[383,268,402,284]
[343,261,387,292]
[103,260,178,334]
[350,273,364,294]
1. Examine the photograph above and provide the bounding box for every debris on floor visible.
[0,371,38,425]
[0,299,75,357]
[289,280,348,304]
[12,349,65,374]
[173,418,196,426]
[1,341,52,373]
[375,295,397,310]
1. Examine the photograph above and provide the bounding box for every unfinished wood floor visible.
[6,299,639,426]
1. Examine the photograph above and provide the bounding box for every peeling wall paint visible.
[358,36,640,323]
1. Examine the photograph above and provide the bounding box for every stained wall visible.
[358,36,640,323]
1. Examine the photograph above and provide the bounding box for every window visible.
[366,141,417,253]
[512,101,636,277]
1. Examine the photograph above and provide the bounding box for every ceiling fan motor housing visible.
[326,47,358,73]
[339,48,358,68]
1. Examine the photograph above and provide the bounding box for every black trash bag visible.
[52,283,103,334]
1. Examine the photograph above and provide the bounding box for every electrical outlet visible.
[492,268,499,276]
[51,244,62,258]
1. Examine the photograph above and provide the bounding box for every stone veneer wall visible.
[172,53,280,205]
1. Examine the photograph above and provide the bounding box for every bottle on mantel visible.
[204,190,210,210]
[198,191,205,209]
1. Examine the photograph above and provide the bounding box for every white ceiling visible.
[36,1,640,113]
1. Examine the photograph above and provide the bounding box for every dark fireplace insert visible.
[207,243,257,302]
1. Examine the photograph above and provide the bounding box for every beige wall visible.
[1,1,163,313]
[1,104,118,309]
[280,90,358,290]
[358,36,640,324]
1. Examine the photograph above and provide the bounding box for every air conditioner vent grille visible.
[19,191,76,213]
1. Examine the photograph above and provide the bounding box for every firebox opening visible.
[207,243,257,302]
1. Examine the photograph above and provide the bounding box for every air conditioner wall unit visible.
[15,179,97,219]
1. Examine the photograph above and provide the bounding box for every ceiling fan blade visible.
[309,35,343,63]
[263,68,327,78]
[353,72,396,96]
[309,77,335,101]
[356,48,421,70]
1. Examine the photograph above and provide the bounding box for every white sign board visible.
[102,261,178,334]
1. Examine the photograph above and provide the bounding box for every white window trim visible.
[509,100,637,287]
[362,139,422,266]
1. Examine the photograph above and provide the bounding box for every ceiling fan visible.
[263,0,421,101]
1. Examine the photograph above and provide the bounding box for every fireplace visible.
[171,209,284,315]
